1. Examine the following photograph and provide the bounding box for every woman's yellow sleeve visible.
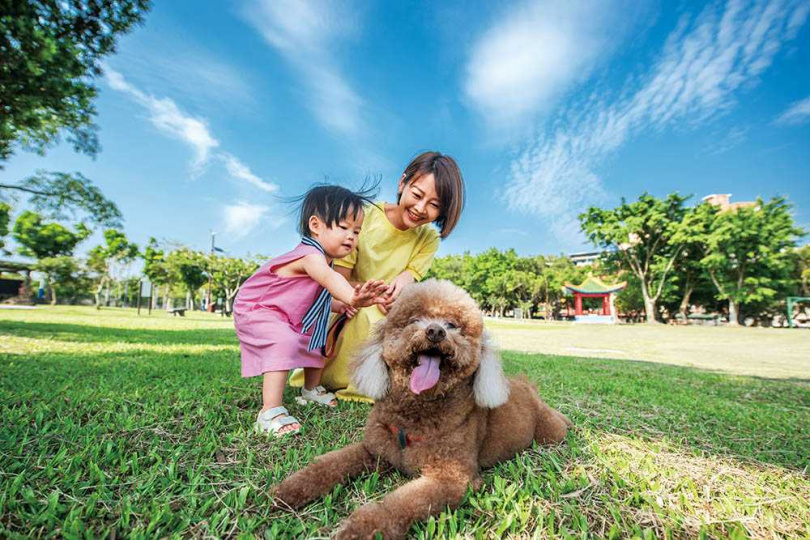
[335,247,357,270]
[405,229,440,281]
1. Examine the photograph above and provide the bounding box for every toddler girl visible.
[233,184,388,437]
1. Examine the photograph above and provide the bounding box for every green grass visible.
[1,306,808,538]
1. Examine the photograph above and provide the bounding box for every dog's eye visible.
[409,317,420,326]
[445,322,457,330]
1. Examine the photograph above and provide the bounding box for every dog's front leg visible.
[272,443,381,509]
[336,470,473,540]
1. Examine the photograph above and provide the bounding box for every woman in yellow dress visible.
[290,151,466,401]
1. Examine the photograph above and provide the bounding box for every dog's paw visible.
[270,481,309,510]
[336,503,403,540]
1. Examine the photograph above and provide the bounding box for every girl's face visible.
[398,173,441,229]
[309,210,364,259]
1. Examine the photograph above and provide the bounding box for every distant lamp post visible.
[206,231,226,313]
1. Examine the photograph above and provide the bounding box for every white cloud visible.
[222,202,277,239]
[241,0,364,136]
[464,0,645,130]
[103,66,219,175]
[220,153,278,193]
[104,67,277,192]
[775,95,810,125]
[504,0,809,241]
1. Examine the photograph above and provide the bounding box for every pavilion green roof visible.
[564,275,627,294]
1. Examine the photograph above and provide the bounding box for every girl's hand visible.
[331,300,358,318]
[351,280,388,308]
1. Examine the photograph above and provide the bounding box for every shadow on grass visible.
[0,320,238,346]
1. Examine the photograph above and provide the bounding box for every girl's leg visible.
[303,367,337,406]
[262,370,299,434]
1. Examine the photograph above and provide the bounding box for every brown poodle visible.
[272,279,571,539]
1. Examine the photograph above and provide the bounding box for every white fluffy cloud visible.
[222,202,270,239]
[464,0,642,130]
[504,0,809,241]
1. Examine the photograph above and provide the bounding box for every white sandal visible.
[255,406,301,437]
[295,385,338,408]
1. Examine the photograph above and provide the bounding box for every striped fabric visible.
[300,236,334,352]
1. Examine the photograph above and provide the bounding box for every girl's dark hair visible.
[297,181,379,237]
[398,151,465,238]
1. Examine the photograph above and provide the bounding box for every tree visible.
[0,171,122,227]
[13,211,90,259]
[13,211,90,303]
[796,244,810,297]
[0,202,10,254]
[166,248,207,310]
[36,256,91,305]
[143,237,172,309]
[580,193,690,324]
[1,1,151,164]
[701,197,804,325]
[87,229,139,308]
[208,255,259,313]
[668,203,716,322]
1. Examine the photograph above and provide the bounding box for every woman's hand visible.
[378,271,415,314]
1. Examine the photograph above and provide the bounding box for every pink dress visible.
[233,244,326,377]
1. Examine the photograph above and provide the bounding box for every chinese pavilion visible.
[564,275,627,319]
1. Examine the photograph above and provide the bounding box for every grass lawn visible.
[1,306,808,538]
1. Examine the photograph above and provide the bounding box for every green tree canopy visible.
[580,192,690,323]
[166,248,207,309]
[1,0,151,164]
[36,255,90,305]
[87,228,140,308]
[701,197,804,324]
[208,255,260,311]
[12,210,90,259]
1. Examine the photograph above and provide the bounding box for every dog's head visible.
[351,279,510,408]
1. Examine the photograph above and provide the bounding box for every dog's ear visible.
[351,325,390,400]
[473,331,510,408]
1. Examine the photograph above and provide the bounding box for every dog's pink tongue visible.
[410,354,441,394]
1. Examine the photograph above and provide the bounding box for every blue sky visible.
[3,0,810,259]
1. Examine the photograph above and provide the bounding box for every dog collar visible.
[387,424,425,449]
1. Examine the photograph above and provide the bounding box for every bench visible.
[169,308,187,317]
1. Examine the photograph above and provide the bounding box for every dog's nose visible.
[425,323,446,343]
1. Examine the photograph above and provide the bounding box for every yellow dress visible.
[289,202,440,401]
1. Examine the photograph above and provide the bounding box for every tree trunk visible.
[678,284,695,324]
[48,276,57,305]
[186,291,192,310]
[728,300,740,326]
[639,281,659,324]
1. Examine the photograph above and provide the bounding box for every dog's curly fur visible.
[272,280,571,539]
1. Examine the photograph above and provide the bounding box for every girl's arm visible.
[302,254,387,307]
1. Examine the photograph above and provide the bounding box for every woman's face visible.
[398,173,441,229]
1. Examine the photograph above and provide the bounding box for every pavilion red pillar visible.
[575,293,583,316]
[602,295,609,315]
